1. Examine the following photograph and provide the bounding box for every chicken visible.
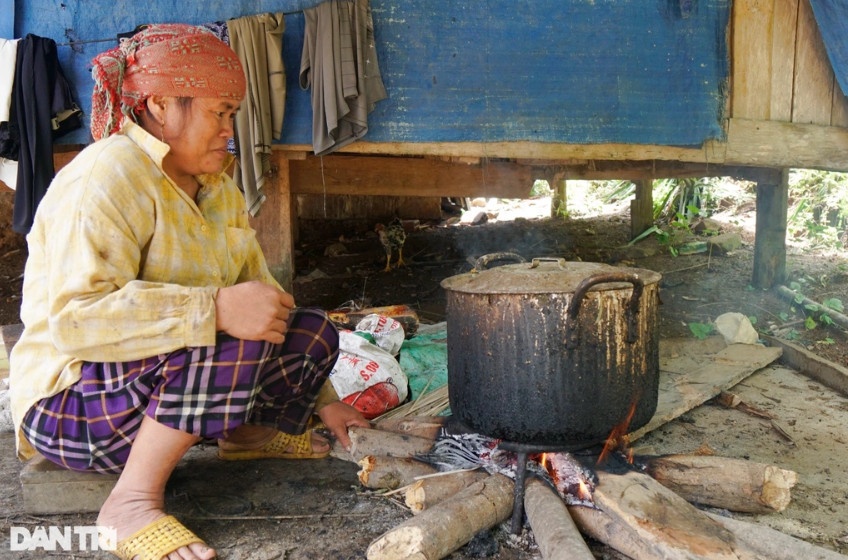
[375,218,407,272]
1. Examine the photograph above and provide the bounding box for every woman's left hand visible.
[316,401,370,451]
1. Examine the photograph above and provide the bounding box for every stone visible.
[20,455,117,514]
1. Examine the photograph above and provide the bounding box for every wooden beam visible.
[289,154,544,198]
[277,138,728,165]
[725,118,848,171]
[752,168,788,289]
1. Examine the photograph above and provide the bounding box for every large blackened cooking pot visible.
[440,255,662,448]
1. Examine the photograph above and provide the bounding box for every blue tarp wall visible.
[10,0,731,148]
[809,0,848,98]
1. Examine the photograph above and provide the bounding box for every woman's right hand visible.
[214,281,295,343]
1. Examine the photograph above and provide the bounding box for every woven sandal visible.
[112,515,207,560]
[217,430,330,461]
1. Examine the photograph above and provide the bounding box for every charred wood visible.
[524,478,595,560]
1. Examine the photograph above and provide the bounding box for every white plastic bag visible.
[354,314,405,355]
[329,330,409,419]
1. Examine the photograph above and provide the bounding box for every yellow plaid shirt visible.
[10,122,280,459]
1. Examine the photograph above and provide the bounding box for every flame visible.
[597,400,638,465]
[577,480,593,501]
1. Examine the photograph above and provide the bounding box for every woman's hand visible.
[215,281,295,343]
[316,401,370,451]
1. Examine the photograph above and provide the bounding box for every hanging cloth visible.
[12,34,81,233]
[299,0,387,156]
[227,13,286,217]
[0,37,19,189]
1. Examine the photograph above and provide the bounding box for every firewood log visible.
[705,511,848,560]
[357,455,439,490]
[374,415,446,441]
[567,469,749,560]
[332,426,436,463]
[404,469,488,513]
[641,454,798,513]
[366,474,514,560]
[524,478,595,560]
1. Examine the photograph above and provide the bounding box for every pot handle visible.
[565,272,645,349]
[473,252,526,271]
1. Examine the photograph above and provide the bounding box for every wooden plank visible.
[732,0,774,120]
[725,117,848,171]
[831,86,848,128]
[792,0,835,125]
[762,334,848,396]
[249,158,294,291]
[770,0,800,121]
[628,339,783,442]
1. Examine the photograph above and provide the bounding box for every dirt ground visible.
[1,187,848,559]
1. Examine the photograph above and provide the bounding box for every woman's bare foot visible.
[97,487,215,560]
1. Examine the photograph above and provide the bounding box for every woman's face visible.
[162,97,241,179]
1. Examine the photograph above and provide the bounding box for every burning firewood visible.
[640,453,798,513]
[524,478,595,560]
[357,455,439,490]
[366,474,514,560]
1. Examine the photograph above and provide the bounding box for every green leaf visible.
[819,314,834,326]
[627,225,662,246]
[804,316,817,330]
[823,298,844,313]
[804,303,819,312]
[688,322,714,340]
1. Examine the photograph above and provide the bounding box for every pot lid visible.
[440,257,662,295]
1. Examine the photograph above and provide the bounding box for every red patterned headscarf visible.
[90,24,246,141]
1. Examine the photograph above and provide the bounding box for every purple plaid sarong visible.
[21,308,338,474]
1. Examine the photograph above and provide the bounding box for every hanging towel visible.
[299,0,387,156]
[12,35,81,233]
[227,12,286,217]
[0,37,19,189]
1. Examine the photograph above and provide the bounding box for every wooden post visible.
[630,179,654,240]
[550,174,567,218]
[752,168,788,289]
[249,157,295,291]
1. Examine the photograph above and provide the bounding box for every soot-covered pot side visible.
[441,257,662,447]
